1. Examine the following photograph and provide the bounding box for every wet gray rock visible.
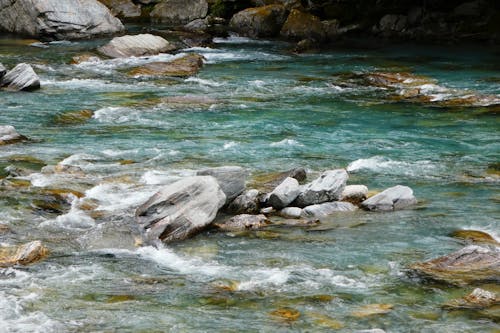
[268,177,300,209]
[0,63,6,79]
[229,4,287,38]
[0,126,27,145]
[135,176,226,243]
[227,189,260,214]
[99,0,141,19]
[301,201,357,218]
[98,34,176,58]
[0,63,40,91]
[150,0,208,25]
[279,207,302,219]
[293,169,348,207]
[184,18,209,32]
[0,0,124,40]
[197,166,248,203]
[379,14,408,32]
[410,245,500,285]
[361,185,416,211]
[340,185,368,205]
[214,214,269,232]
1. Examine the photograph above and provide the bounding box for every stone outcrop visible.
[197,166,248,203]
[99,0,141,19]
[268,177,300,209]
[128,53,204,77]
[0,125,27,145]
[302,201,357,218]
[98,34,176,58]
[280,9,325,41]
[0,0,124,40]
[293,169,348,207]
[150,0,208,25]
[410,245,500,285]
[227,189,260,214]
[229,4,288,38]
[1,63,40,91]
[361,185,416,211]
[135,176,226,243]
[0,241,48,267]
[214,214,269,231]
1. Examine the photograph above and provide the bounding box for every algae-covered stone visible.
[351,304,393,317]
[54,110,94,125]
[128,54,204,77]
[450,230,499,245]
[229,4,287,38]
[270,307,301,321]
[410,245,500,285]
[98,34,176,58]
[0,241,48,267]
[444,288,498,310]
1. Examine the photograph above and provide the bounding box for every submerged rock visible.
[340,185,368,205]
[128,54,204,77]
[229,4,287,38]
[0,0,124,40]
[227,189,260,214]
[150,0,208,25]
[214,214,269,231]
[361,185,416,211]
[98,34,176,58]
[302,201,357,218]
[410,245,500,285]
[0,241,48,267]
[293,169,348,207]
[351,304,393,317]
[197,166,248,203]
[1,63,40,91]
[268,177,300,209]
[53,110,94,125]
[135,176,226,243]
[444,288,498,310]
[0,125,27,145]
[450,230,499,245]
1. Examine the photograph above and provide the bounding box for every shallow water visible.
[0,34,499,332]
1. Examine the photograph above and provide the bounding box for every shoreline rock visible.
[214,214,269,231]
[293,169,348,207]
[268,177,300,209]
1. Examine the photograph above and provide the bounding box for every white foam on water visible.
[85,183,155,212]
[40,206,95,230]
[213,36,273,44]
[236,268,290,291]
[270,139,303,147]
[101,148,140,158]
[184,77,224,87]
[140,170,183,185]
[41,78,144,91]
[347,156,439,177]
[93,106,140,124]
[223,141,238,150]
[59,153,99,167]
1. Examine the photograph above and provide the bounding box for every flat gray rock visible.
[0,0,124,40]
[293,169,348,207]
[268,177,300,209]
[302,201,357,218]
[1,63,40,91]
[135,176,226,243]
[98,34,176,58]
[197,166,248,203]
[361,185,416,211]
[150,0,208,25]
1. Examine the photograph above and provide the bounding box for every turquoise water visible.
[0,35,499,332]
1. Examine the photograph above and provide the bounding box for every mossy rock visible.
[450,230,499,245]
[351,303,393,317]
[53,110,94,125]
[270,307,301,321]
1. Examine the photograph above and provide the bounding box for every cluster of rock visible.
[135,165,418,244]
[0,63,40,91]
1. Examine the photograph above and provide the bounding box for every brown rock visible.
[280,9,325,41]
[214,214,270,232]
[53,110,94,125]
[229,5,288,38]
[444,288,499,310]
[128,54,204,77]
[0,241,48,267]
[450,230,499,245]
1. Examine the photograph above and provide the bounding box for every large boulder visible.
[135,176,226,243]
[302,201,357,218]
[99,0,141,19]
[150,0,208,25]
[1,63,40,91]
[0,0,124,40]
[98,34,177,58]
[197,166,248,203]
[293,169,348,207]
[227,189,260,214]
[0,63,6,79]
[0,126,27,145]
[268,177,300,209]
[410,245,500,285]
[128,53,204,77]
[280,9,326,41]
[229,4,288,38]
[214,214,269,232]
[379,14,408,33]
[0,241,48,267]
[361,185,416,211]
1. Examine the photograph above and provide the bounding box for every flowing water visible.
[0,33,499,332]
